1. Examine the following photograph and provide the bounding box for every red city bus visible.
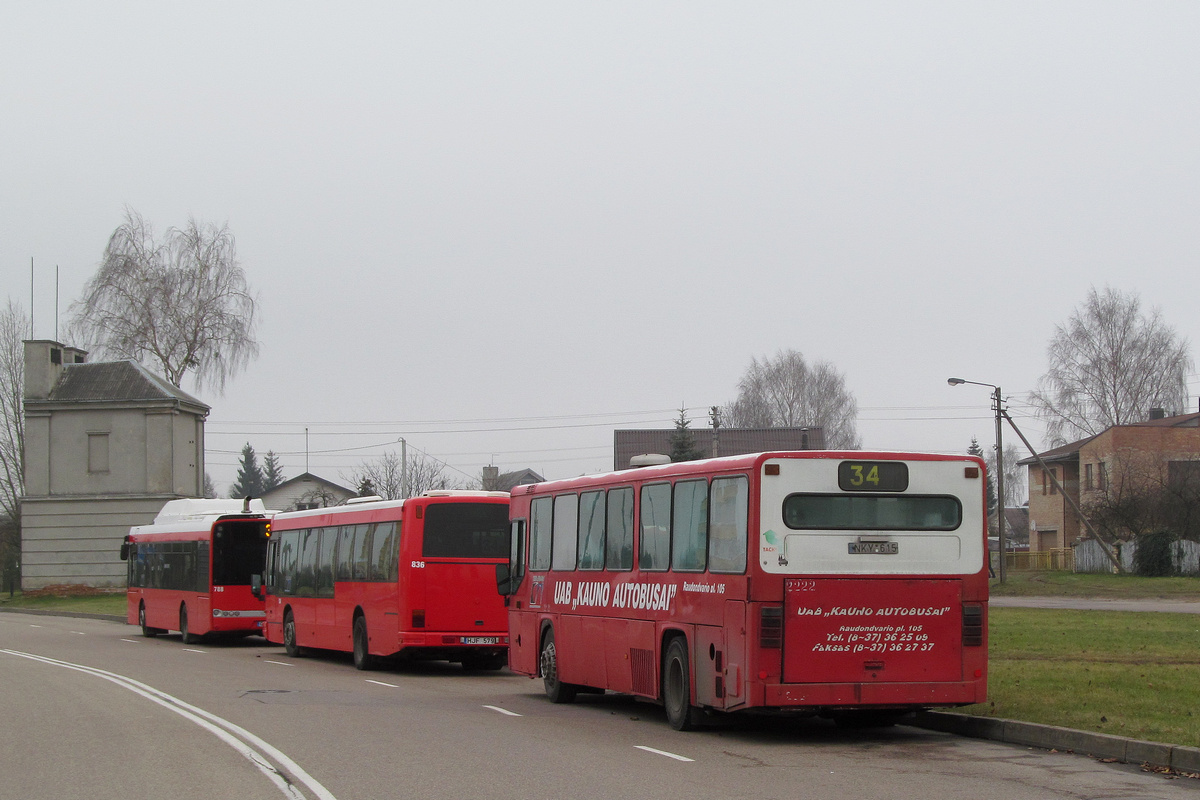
[263,491,511,670]
[121,498,273,642]
[497,451,988,730]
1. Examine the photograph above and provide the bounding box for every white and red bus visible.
[121,498,273,642]
[263,491,511,670]
[497,451,988,729]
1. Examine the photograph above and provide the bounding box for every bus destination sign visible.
[838,461,909,492]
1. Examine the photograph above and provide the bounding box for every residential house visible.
[481,467,544,492]
[1019,411,1200,551]
[261,472,356,511]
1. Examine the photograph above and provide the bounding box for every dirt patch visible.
[21,584,123,598]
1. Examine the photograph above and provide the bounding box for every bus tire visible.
[283,610,304,658]
[353,615,376,671]
[539,628,577,704]
[138,603,161,637]
[663,636,699,731]
[179,604,197,644]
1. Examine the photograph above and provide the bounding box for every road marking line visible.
[29,625,42,628]
[182,648,206,654]
[72,631,86,635]
[264,660,294,667]
[483,705,522,717]
[635,745,695,762]
[1,648,338,800]
[120,639,141,643]
[365,679,398,688]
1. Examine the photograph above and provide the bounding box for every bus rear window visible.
[422,503,509,558]
[783,494,961,531]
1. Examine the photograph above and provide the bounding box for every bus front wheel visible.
[283,610,304,658]
[663,637,700,731]
[540,628,577,703]
[138,603,161,637]
[353,616,376,671]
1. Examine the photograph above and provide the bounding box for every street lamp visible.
[948,377,1007,582]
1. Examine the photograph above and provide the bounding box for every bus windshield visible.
[422,503,509,558]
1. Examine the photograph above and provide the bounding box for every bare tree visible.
[0,300,28,532]
[1083,452,1200,545]
[347,449,471,500]
[1029,287,1192,446]
[723,349,861,449]
[983,443,1027,509]
[68,209,259,392]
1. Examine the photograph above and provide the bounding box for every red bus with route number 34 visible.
[496,451,988,730]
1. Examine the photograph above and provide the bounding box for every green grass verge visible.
[965,607,1200,747]
[0,592,126,616]
[990,570,1200,599]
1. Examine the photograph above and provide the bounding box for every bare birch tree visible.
[68,209,259,392]
[1029,287,1192,446]
[723,349,861,449]
[0,301,29,575]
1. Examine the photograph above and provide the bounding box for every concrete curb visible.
[911,711,1200,774]
[0,606,125,623]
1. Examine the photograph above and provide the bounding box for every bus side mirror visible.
[119,542,131,561]
[250,573,263,600]
[495,564,513,597]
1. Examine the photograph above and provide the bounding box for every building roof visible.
[45,360,208,409]
[494,468,544,491]
[1016,412,1200,466]
[265,472,356,498]
[613,427,825,471]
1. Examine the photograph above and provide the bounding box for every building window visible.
[87,433,110,473]
[1084,463,1093,491]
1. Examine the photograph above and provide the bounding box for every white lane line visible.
[635,745,695,762]
[71,631,86,636]
[28,625,42,628]
[264,660,294,667]
[365,679,398,688]
[1,649,338,800]
[120,639,141,643]
[182,648,206,654]
[483,705,522,717]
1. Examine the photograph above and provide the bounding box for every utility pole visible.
[709,405,721,458]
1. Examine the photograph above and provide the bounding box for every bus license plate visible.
[462,637,499,645]
[848,542,899,555]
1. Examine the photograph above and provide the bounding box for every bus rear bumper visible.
[763,680,985,709]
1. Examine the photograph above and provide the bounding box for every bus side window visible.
[530,497,553,571]
[335,525,354,582]
[316,526,337,598]
[509,519,526,584]
[577,490,605,570]
[709,476,748,574]
[639,483,671,572]
[371,522,398,582]
[354,524,374,581]
[672,479,707,572]
[551,494,579,572]
[606,488,634,571]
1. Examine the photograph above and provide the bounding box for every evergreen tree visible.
[230,443,265,498]
[262,451,285,492]
[669,406,704,462]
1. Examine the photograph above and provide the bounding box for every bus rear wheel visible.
[179,605,197,644]
[663,637,700,731]
[283,610,303,657]
[540,628,577,703]
[138,603,161,637]
[353,616,376,671]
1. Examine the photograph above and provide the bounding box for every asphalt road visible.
[2,612,1197,800]
[989,596,1200,613]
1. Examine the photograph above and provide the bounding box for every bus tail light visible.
[962,604,984,646]
[759,606,783,649]
[412,610,426,628]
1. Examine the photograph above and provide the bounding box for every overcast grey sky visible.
[4,3,1199,495]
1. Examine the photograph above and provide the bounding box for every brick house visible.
[1019,411,1200,551]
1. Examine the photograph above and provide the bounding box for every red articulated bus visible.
[497,451,988,730]
[121,498,273,642]
[263,491,511,670]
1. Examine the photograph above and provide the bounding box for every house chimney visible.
[1150,408,1165,421]
[23,340,78,401]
